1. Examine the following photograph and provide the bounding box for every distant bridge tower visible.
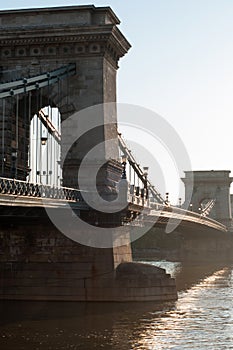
[182,170,233,227]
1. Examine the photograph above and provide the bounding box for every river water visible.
[1,261,233,350]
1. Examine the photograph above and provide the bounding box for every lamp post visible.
[40,135,48,183]
[121,155,127,179]
[41,136,47,146]
[143,166,149,199]
[1,157,6,177]
[11,149,17,178]
[165,192,169,205]
[36,170,41,183]
[179,197,182,208]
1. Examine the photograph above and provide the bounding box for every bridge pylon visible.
[182,170,233,228]
[0,5,131,194]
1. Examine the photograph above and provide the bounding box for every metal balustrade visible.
[0,176,150,205]
[128,187,150,208]
[118,133,165,204]
[0,177,83,202]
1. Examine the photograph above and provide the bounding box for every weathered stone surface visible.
[116,261,166,277]
[182,170,233,227]
[132,225,233,263]
[0,5,131,190]
[0,6,177,302]
[0,213,177,301]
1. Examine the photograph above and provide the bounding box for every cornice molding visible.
[0,25,131,67]
[0,34,110,45]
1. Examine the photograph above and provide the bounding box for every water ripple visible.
[1,263,233,349]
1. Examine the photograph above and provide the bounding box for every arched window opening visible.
[28,106,62,186]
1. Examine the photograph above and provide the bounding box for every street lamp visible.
[179,197,182,208]
[143,166,149,176]
[143,166,149,199]
[11,150,17,178]
[165,192,169,205]
[121,155,127,179]
[41,136,47,145]
[11,151,17,159]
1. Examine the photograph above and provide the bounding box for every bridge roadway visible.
[0,177,227,233]
[146,204,227,233]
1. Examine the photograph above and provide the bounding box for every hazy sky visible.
[1,0,233,202]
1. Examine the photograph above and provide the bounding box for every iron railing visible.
[0,177,150,206]
[0,177,228,231]
[0,177,83,202]
[118,133,165,204]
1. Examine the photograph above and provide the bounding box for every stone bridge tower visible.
[0,5,131,190]
[182,170,233,227]
[0,7,179,302]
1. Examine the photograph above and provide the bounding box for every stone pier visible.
[0,209,177,301]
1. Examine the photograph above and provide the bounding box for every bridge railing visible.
[127,183,150,208]
[0,176,153,211]
[0,177,228,231]
[150,202,227,231]
[0,177,83,202]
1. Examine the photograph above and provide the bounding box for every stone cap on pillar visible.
[182,170,233,186]
[0,5,131,68]
[0,5,121,27]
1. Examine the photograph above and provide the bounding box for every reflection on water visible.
[1,262,233,349]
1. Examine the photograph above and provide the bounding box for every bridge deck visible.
[148,204,227,232]
[0,177,227,232]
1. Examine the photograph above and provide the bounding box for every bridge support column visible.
[182,170,233,227]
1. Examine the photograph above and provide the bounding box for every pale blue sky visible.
[2,0,233,201]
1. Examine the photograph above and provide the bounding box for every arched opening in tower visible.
[28,106,62,186]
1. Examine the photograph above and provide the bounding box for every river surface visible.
[1,261,233,349]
